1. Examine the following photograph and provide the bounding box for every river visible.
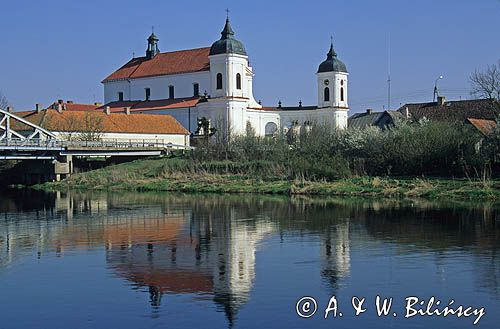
[0,189,498,328]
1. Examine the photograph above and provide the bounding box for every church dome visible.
[317,42,347,73]
[210,18,247,56]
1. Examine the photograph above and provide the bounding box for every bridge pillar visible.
[54,155,73,181]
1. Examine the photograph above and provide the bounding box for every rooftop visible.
[466,118,497,135]
[12,109,189,135]
[99,97,202,113]
[102,47,211,83]
[397,98,500,122]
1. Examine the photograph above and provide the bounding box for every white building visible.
[13,108,190,147]
[102,16,349,137]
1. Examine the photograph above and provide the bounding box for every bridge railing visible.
[0,138,192,150]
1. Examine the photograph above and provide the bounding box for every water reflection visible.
[0,189,499,327]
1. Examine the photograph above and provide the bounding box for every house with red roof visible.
[13,107,190,147]
[101,16,351,137]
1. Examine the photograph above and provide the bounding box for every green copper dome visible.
[317,42,347,73]
[210,18,247,56]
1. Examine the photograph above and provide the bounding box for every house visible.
[11,108,190,147]
[348,109,403,129]
[397,97,500,123]
[101,16,351,137]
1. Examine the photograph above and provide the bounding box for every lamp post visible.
[433,75,444,102]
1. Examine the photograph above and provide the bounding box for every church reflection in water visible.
[1,189,499,324]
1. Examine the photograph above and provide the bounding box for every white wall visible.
[53,131,189,147]
[103,71,211,104]
[209,53,250,99]
[317,72,349,108]
[244,108,348,136]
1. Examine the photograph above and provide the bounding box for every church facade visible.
[101,17,349,137]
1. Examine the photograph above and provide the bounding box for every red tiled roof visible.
[467,118,497,135]
[12,109,189,135]
[47,101,100,112]
[99,97,202,113]
[102,47,211,83]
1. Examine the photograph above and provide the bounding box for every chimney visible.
[57,104,63,113]
[7,106,13,113]
[124,107,131,115]
[35,103,41,113]
[437,96,446,106]
[105,106,111,115]
[366,108,373,114]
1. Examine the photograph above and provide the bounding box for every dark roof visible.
[102,47,211,82]
[397,99,500,122]
[248,106,318,112]
[317,42,347,73]
[348,110,403,129]
[209,18,247,56]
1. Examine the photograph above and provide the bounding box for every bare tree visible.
[470,60,500,101]
[77,112,104,141]
[0,91,9,110]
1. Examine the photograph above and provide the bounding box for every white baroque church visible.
[101,16,349,137]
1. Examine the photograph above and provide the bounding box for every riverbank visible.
[33,158,500,200]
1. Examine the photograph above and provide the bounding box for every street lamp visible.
[433,75,444,102]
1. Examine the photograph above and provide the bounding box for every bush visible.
[187,120,494,180]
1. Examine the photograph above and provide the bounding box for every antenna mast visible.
[387,33,391,110]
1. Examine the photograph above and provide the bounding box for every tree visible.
[76,112,104,141]
[0,91,9,110]
[470,60,500,101]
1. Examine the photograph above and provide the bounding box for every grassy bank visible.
[36,158,500,200]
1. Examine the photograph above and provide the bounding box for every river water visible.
[0,189,498,329]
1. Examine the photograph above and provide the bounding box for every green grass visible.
[35,158,500,200]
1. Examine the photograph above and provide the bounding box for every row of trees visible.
[192,119,499,180]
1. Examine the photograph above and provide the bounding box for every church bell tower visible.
[316,38,349,128]
[146,32,160,59]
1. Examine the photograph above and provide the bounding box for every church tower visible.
[317,39,349,128]
[146,32,160,59]
[208,15,257,103]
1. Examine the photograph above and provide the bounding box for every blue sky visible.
[0,0,499,113]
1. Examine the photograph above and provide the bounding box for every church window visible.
[169,85,175,99]
[236,73,242,90]
[145,88,151,101]
[341,80,344,86]
[341,87,345,102]
[324,87,330,102]
[265,122,278,136]
[216,73,223,90]
[193,83,199,96]
[118,92,124,101]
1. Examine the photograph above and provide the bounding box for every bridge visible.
[0,108,191,183]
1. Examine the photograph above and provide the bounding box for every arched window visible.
[236,73,242,90]
[340,87,344,102]
[216,73,223,90]
[324,87,330,102]
[265,122,278,136]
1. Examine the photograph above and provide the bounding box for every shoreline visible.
[32,162,500,200]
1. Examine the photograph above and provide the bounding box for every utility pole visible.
[387,33,391,110]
